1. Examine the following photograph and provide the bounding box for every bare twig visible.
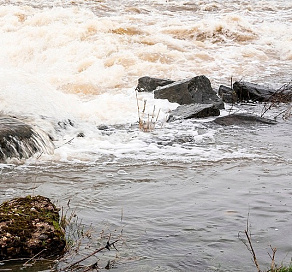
[268,245,277,271]
[23,249,47,267]
[135,87,142,128]
[244,229,261,272]
[61,235,119,271]
[261,80,292,118]
[151,105,156,123]
[238,215,261,272]
[155,108,161,122]
[142,100,146,114]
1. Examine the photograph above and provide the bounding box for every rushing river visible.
[0,0,292,271]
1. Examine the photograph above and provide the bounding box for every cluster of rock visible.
[219,81,292,103]
[137,75,223,122]
[0,195,65,260]
[136,75,291,124]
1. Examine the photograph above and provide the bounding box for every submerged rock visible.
[214,113,277,126]
[0,195,65,260]
[0,116,54,162]
[168,103,220,122]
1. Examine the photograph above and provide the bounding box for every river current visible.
[0,0,291,271]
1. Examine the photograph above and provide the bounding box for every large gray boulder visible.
[233,81,275,102]
[0,116,54,162]
[168,103,220,122]
[154,75,224,109]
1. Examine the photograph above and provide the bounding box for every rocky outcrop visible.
[0,195,65,260]
[0,116,54,162]
[233,81,275,102]
[154,75,224,109]
[136,76,175,92]
[136,75,224,109]
[218,85,237,103]
[219,81,292,103]
[168,103,220,122]
[214,113,277,126]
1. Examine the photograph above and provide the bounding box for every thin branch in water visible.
[244,229,261,272]
[55,137,75,150]
[61,235,119,271]
[155,108,161,122]
[135,87,142,128]
[151,105,156,123]
[261,80,292,118]
[23,249,47,267]
[142,100,147,114]
[268,245,277,271]
[238,215,261,272]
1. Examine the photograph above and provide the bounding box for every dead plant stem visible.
[61,237,119,271]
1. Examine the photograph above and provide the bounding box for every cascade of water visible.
[0,116,54,162]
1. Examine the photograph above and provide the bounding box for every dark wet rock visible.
[57,119,74,129]
[97,125,110,131]
[154,75,224,109]
[0,195,65,260]
[218,85,238,103]
[154,78,192,104]
[214,113,277,126]
[168,103,220,122]
[0,116,54,162]
[233,81,276,102]
[136,76,175,92]
[220,81,292,103]
[76,132,85,137]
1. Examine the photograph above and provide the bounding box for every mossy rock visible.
[0,195,66,260]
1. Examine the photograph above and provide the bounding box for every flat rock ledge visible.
[0,195,65,260]
[214,113,277,126]
[168,103,220,122]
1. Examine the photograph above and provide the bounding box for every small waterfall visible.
[0,116,54,162]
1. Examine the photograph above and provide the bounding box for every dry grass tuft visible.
[135,87,160,132]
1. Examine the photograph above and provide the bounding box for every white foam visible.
[0,2,291,163]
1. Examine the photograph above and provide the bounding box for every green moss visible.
[0,195,66,260]
[53,220,61,231]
